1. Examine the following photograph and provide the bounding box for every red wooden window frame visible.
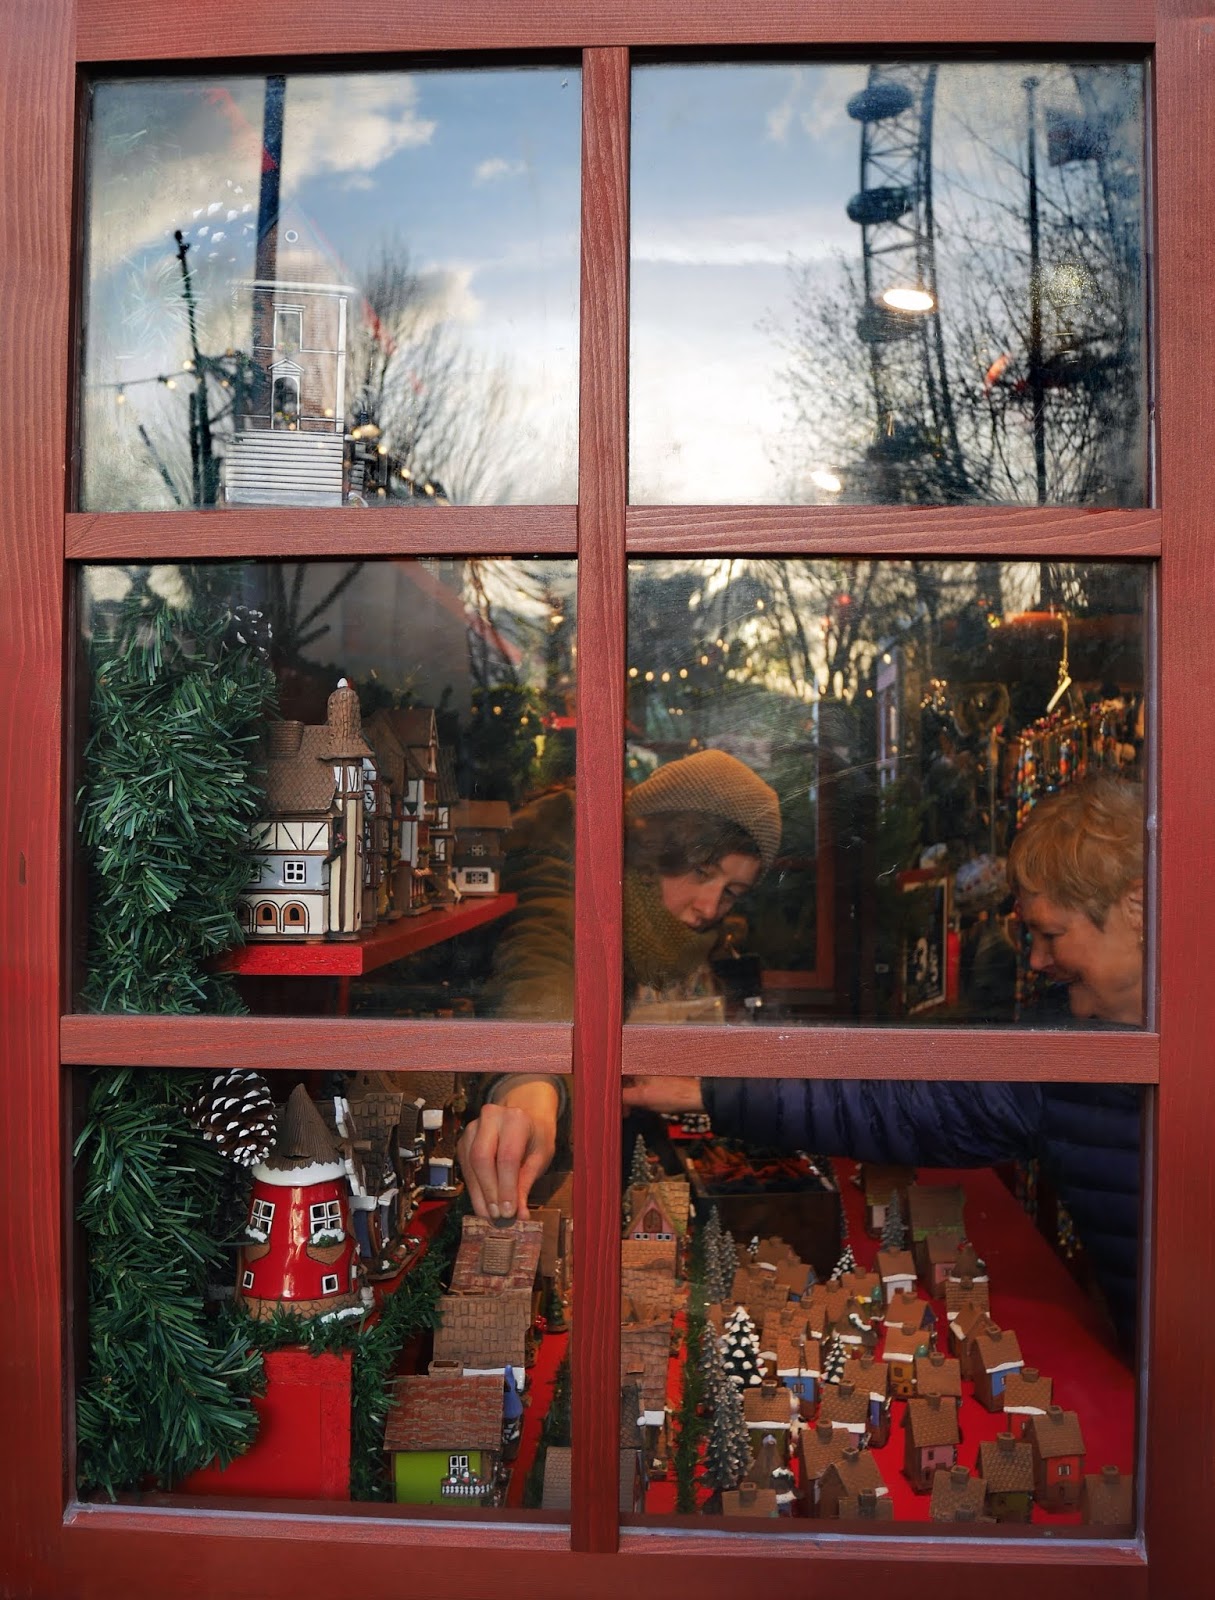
[3,1,1211,1596]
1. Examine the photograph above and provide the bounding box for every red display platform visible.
[179,1347,353,1501]
[645,1158,1135,1527]
[213,894,517,977]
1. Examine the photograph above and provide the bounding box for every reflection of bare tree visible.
[779,65,1143,510]
[348,242,519,505]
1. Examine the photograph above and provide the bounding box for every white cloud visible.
[632,205,854,268]
[280,75,435,189]
[474,155,527,184]
[341,174,377,192]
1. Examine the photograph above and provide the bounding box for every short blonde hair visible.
[1008,776,1144,928]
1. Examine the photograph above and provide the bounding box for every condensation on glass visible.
[630,61,1147,506]
[78,68,580,510]
[75,559,576,1019]
[72,1064,573,1518]
[624,557,1147,1027]
[619,1084,1139,1532]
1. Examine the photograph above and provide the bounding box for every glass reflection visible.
[631,61,1146,506]
[80,69,580,509]
[625,558,1146,1026]
[619,1090,1139,1531]
[75,560,576,1016]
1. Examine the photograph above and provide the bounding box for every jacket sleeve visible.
[484,789,577,1021]
[700,1077,1045,1168]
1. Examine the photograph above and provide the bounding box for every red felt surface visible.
[647,1159,1134,1525]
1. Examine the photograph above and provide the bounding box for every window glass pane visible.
[73,1065,572,1520]
[620,1085,1139,1534]
[631,61,1146,506]
[74,559,576,1018]
[79,68,580,509]
[625,558,1147,1028]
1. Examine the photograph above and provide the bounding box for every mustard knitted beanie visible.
[625,750,781,873]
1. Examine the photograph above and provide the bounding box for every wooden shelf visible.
[213,893,517,978]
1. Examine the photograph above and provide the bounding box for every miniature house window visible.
[449,1454,470,1476]
[251,1198,275,1232]
[283,859,306,883]
[321,1274,340,1295]
[1057,1463,1072,1477]
[271,374,300,427]
[256,903,278,928]
[282,903,306,927]
[273,308,302,353]
[310,1200,342,1233]
[242,1270,255,1290]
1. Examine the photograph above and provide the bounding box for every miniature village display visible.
[126,1069,575,1509]
[618,1135,1133,1531]
[238,677,516,951]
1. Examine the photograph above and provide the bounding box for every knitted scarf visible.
[623,868,718,995]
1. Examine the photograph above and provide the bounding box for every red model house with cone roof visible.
[237,1084,362,1322]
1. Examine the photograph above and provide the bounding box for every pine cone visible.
[187,1070,278,1167]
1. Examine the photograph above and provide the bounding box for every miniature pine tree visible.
[822,1333,847,1386]
[702,1372,752,1495]
[720,1227,739,1285]
[831,1243,857,1281]
[701,1206,725,1300]
[629,1133,652,1189]
[701,1322,728,1393]
[748,1234,760,1260]
[881,1191,908,1252]
[721,1305,763,1389]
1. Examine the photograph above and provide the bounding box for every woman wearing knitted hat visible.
[457,750,781,1221]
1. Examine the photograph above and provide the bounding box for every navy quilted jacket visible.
[700,1077,1141,1346]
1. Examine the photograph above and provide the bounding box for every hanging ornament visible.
[187,1069,278,1166]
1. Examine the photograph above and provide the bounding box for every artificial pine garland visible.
[78,565,275,1012]
[75,1069,265,1498]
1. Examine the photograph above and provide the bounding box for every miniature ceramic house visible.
[241,679,372,940]
[797,1419,851,1516]
[1080,1465,1133,1530]
[882,1320,931,1398]
[775,1333,821,1413]
[843,1354,892,1447]
[818,1447,888,1520]
[903,1394,960,1492]
[875,1247,918,1301]
[620,1311,672,1473]
[930,1463,988,1523]
[432,1291,531,1390]
[860,1163,915,1237]
[1028,1405,1087,1509]
[743,1379,795,1458]
[329,1075,415,1277]
[979,1432,1036,1523]
[236,1083,361,1322]
[721,1480,778,1518]
[1002,1367,1053,1440]
[907,1183,967,1277]
[922,1229,964,1295]
[383,1373,503,1505]
[973,1326,1025,1411]
[951,1303,997,1377]
[451,799,512,895]
[914,1351,963,1415]
[818,1379,870,1443]
[619,1377,648,1514]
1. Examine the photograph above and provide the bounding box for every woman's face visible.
[659,852,761,932]
[1018,887,1144,1024]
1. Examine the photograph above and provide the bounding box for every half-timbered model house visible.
[327,1073,415,1278]
[451,799,513,896]
[240,679,370,939]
